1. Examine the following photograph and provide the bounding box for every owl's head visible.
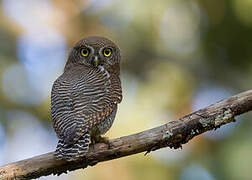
[65,36,121,74]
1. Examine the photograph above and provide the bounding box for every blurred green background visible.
[0,0,252,180]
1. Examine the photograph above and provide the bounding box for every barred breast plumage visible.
[51,36,122,161]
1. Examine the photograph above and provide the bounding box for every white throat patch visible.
[98,65,110,79]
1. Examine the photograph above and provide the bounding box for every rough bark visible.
[0,90,252,180]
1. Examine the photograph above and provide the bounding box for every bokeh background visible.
[0,0,252,179]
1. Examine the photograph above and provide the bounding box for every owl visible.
[51,36,122,161]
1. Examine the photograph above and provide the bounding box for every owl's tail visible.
[54,132,90,161]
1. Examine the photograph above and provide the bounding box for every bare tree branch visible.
[0,90,252,180]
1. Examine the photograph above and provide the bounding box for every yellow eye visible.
[81,48,89,57]
[103,48,112,57]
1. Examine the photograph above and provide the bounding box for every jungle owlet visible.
[51,36,122,161]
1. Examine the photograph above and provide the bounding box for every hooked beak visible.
[93,56,99,67]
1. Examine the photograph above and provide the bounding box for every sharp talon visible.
[95,136,109,144]
[97,136,111,149]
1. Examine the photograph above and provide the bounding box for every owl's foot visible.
[91,136,111,149]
